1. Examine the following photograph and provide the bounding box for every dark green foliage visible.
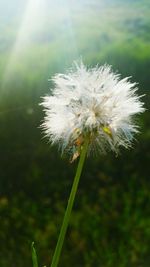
[0,0,150,266]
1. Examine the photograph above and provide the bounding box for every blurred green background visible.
[0,0,150,266]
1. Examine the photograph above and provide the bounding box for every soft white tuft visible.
[40,61,145,158]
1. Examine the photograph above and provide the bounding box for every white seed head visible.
[40,61,145,159]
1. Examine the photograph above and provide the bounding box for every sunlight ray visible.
[2,0,78,88]
[2,0,44,86]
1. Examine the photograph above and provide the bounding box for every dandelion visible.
[41,61,144,160]
[40,61,144,267]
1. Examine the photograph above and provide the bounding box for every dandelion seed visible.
[40,61,145,159]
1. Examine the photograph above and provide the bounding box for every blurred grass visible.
[0,169,149,266]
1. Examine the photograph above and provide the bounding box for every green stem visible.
[31,242,38,267]
[50,138,89,267]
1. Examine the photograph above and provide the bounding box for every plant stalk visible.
[50,138,89,267]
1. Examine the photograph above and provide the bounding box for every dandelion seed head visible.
[40,61,145,159]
